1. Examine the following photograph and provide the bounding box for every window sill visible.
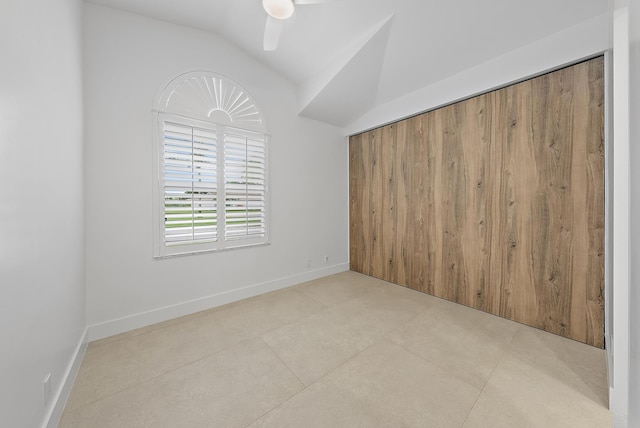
[153,241,271,260]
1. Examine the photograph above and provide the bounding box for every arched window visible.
[153,72,269,257]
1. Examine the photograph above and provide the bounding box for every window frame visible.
[152,75,270,258]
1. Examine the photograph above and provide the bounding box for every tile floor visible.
[59,271,610,427]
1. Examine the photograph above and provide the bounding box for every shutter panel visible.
[224,130,266,241]
[163,121,217,245]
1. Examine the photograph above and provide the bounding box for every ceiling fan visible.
[262,0,333,51]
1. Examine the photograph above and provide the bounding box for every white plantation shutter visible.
[154,72,268,257]
[162,121,218,246]
[224,130,267,241]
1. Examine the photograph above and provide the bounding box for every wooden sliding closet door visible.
[349,57,604,347]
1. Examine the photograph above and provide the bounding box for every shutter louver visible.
[163,122,217,246]
[224,131,266,241]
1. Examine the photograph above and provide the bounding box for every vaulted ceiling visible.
[87,0,608,128]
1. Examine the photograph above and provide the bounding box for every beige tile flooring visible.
[59,271,610,427]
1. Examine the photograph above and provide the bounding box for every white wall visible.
[345,13,609,135]
[0,0,86,427]
[627,0,640,425]
[611,2,630,426]
[83,4,349,339]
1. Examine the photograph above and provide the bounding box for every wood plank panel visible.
[348,56,604,347]
[584,58,605,347]
[492,79,539,327]
[348,133,364,274]
[394,120,409,287]
[380,124,398,282]
[369,128,384,279]
[406,115,430,292]
[431,93,495,308]
[421,113,438,296]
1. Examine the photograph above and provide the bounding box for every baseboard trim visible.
[43,328,88,428]
[87,263,350,342]
[611,411,627,428]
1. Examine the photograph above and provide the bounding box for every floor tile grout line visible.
[254,301,334,338]
[242,279,371,428]
[244,334,346,427]
[389,340,482,392]
[248,299,458,427]
[493,326,611,404]
[252,327,395,426]
[385,310,524,391]
[253,288,434,394]
[258,336,307,388]
[62,336,266,417]
[87,282,328,350]
[60,273,610,426]
[458,324,523,427]
[235,279,390,340]
[76,288,351,411]
[228,286,393,427]
[73,292,482,413]
[242,337,311,428]
[376,297,493,392]
[63,283,364,417]
[87,275,413,357]
[62,338,142,414]
[304,338,382,387]
[382,307,428,339]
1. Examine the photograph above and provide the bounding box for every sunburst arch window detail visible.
[155,72,266,132]
[153,71,269,258]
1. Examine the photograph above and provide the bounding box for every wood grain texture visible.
[348,57,605,348]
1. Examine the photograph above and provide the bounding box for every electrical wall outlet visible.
[324,255,329,264]
[306,259,311,268]
[43,373,52,406]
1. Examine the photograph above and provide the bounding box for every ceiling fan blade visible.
[264,15,284,51]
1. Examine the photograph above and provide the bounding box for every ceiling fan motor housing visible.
[263,0,295,20]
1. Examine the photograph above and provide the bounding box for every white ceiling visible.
[87,0,608,127]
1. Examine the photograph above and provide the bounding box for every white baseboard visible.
[611,411,627,428]
[43,328,88,428]
[87,263,350,342]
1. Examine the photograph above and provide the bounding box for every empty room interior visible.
[2,0,639,427]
